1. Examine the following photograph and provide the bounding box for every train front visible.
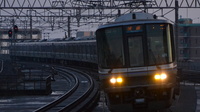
[96,20,179,111]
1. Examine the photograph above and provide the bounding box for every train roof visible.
[97,19,172,30]
[14,39,96,46]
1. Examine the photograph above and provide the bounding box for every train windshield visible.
[96,23,174,69]
[146,24,174,65]
[96,27,125,68]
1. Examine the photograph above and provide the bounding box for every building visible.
[76,31,95,37]
[178,18,200,70]
[0,29,42,54]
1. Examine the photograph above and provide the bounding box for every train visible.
[10,13,180,111]
[10,39,97,67]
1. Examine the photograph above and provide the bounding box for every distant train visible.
[10,39,97,67]
[10,13,180,111]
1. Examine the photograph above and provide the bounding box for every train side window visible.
[41,45,44,51]
[74,45,77,53]
[82,45,85,54]
[73,45,76,53]
[61,44,64,53]
[19,45,21,51]
[71,45,74,53]
[70,45,73,53]
[62,44,65,53]
[74,44,77,53]
[90,44,93,54]
[33,45,35,51]
[59,44,62,52]
[22,45,25,51]
[85,45,88,54]
[77,44,80,53]
[81,45,84,54]
[56,44,59,52]
[66,45,69,53]
[68,44,72,53]
[45,44,49,52]
[59,44,61,52]
[79,45,82,54]
[94,44,97,55]
[86,45,89,54]
[43,45,48,52]
[30,45,32,51]
[49,44,52,52]
[77,45,80,54]
[85,45,87,54]
[90,44,94,54]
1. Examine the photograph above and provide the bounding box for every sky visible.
[1,0,200,39]
[179,8,200,23]
[44,7,200,39]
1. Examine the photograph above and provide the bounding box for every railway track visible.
[0,62,99,112]
[35,66,99,112]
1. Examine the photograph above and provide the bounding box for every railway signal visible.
[13,25,18,33]
[8,29,12,38]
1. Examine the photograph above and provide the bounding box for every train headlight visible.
[161,73,167,79]
[110,78,117,84]
[154,74,161,80]
[117,77,123,83]
[110,77,123,84]
[154,73,167,80]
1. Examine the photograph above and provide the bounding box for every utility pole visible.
[30,15,32,39]
[11,19,15,52]
[68,16,71,38]
[175,0,179,61]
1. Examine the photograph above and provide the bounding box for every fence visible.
[178,61,200,84]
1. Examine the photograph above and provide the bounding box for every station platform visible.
[170,84,196,112]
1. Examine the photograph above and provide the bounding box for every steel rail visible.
[34,66,98,112]
[34,68,79,112]
[59,67,96,112]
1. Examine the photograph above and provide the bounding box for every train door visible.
[123,24,148,75]
[126,34,148,76]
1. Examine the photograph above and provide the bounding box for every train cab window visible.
[128,36,144,67]
[146,24,173,65]
[96,27,125,68]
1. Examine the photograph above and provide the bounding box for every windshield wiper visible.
[108,55,122,73]
[148,49,161,70]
